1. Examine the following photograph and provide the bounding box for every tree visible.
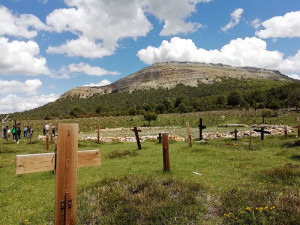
[70,106,85,117]
[128,107,136,120]
[155,104,166,114]
[268,100,280,113]
[227,91,243,106]
[144,111,157,126]
[178,103,189,115]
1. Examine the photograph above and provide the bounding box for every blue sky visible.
[0,0,300,114]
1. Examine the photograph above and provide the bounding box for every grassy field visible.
[0,111,300,224]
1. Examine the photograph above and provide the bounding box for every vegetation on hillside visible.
[10,78,300,120]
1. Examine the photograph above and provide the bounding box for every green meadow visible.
[0,111,299,224]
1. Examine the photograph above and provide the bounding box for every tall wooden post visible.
[233,129,238,141]
[97,124,100,144]
[55,124,78,225]
[284,125,288,139]
[132,127,141,150]
[298,125,300,138]
[50,124,53,142]
[186,122,192,147]
[162,133,170,172]
[157,133,162,143]
[46,134,50,151]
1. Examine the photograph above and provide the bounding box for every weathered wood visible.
[97,124,100,144]
[132,126,142,149]
[49,123,53,142]
[284,125,288,138]
[157,133,162,143]
[46,134,50,151]
[55,124,78,225]
[162,133,170,172]
[231,129,238,141]
[254,127,270,140]
[298,125,300,138]
[16,150,101,175]
[198,118,206,141]
[186,122,192,147]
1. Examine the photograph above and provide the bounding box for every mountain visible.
[61,61,291,99]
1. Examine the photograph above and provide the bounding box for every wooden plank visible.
[55,123,78,225]
[16,150,101,174]
[78,150,101,168]
[16,153,55,175]
[162,133,170,172]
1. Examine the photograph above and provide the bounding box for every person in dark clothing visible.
[3,127,7,139]
[17,127,21,140]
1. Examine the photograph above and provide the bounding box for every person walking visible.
[17,127,21,140]
[24,126,28,137]
[11,126,16,141]
[3,126,7,139]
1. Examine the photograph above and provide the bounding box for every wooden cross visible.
[16,124,101,225]
[132,126,141,149]
[157,133,162,143]
[230,129,238,141]
[186,122,192,147]
[198,118,206,141]
[254,127,270,140]
[162,133,170,172]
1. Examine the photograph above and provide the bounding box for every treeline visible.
[12,78,300,119]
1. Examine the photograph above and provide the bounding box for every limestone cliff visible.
[61,61,291,99]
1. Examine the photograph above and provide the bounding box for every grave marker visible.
[186,122,192,147]
[231,129,238,141]
[15,124,101,225]
[97,124,100,144]
[132,126,141,149]
[157,133,162,143]
[198,118,206,141]
[254,127,270,140]
[284,125,288,139]
[162,133,170,172]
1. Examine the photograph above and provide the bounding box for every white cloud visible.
[0,37,51,76]
[47,37,113,58]
[256,11,300,38]
[137,36,300,77]
[0,94,59,114]
[84,79,111,87]
[68,63,120,76]
[0,79,42,96]
[0,5,48,39]
[251,18,261,29]
[287,74,300,80]
[45,0,211,58]
[221,8,244,32]
[144,0,211,36]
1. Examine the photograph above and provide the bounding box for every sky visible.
[0,0,300,114]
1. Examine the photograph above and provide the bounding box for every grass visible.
[0,111,300,224]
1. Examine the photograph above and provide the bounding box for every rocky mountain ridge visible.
[61,61,290,99]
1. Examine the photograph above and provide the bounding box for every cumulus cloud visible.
[0,5,48,39]
[256,11,300,38]
[45,0,211,58]
[84,79,111,87]
[47,37,113,58]
[68,63,120,76]
[0,94,59,114]
[0,79,42,96]
[137,36,300,78]
[221,8,244,32]
[0,37,51,76]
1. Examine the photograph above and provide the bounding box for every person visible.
[24,126,28,137]
[11,126,16,141]
[43,126,46,136]
[52,125,56,137]
[3,126,7,139]
[7,126,11,139]
[17,127,21,140]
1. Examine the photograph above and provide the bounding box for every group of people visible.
[43,124,56,137]
[2,125,33,141]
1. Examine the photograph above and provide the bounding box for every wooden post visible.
[162,133,170,172]
[46,134,50,151]
[55,124,78,225]
[298,125,300,138]
[50,124,53,142]
[254,127,270,140]
[198,118,206,141]
[249,132,252,149]
[132,127,141,150]
[284,125,288,139]
[157,133,162,143]
[186,122,192,147]
[97,124,100,144]
[233,129,238,141]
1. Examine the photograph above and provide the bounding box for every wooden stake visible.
[284,125,288,139]
[298,125,300,138]
[46,134,50,151]
[132,127,141,150]
[162,133,170,172]
[249,132,252,149]
[50,124,53,142]
[55,124,78,225]
[97,124,100,144]
[186,122,192,147]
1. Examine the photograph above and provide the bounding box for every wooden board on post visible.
[162,133,170,172]
[186,122,192,147]
[55,123,78,225]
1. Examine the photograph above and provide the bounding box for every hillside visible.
[61,61,291,99]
